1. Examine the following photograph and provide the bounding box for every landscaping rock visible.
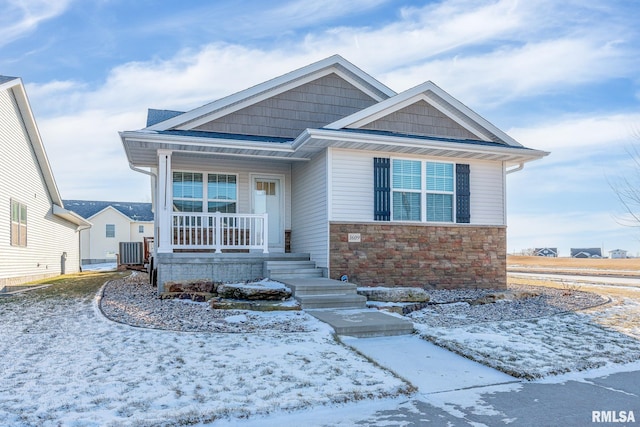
[358,287,430,303]
[217,283,292,301]
[209,299,300,311]
[165,280,219,294]
[159,292,215,302]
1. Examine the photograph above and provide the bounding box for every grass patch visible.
[0,271,129,303]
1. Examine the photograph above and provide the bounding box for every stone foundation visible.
[329,222,506,289]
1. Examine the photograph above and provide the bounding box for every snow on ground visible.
[82,262,117,272]
[2,271,640,425]
[0,287,410,426]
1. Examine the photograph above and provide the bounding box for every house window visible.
[172,171,237,213]
[392,159,421,221]
[10,200,27,246]
[426,162,454,222]
[173,172,203,212]
[391,159,455,223]
[207,174,237,213]
[138,225,144,233]
[106,224,115,238]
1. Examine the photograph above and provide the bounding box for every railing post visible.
[262,213,269,253]
[214,212,222,253]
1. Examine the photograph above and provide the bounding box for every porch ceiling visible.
[120,128,548,167]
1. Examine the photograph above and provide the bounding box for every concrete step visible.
[277,277,358,296]
[307,309,415,338]
[296,293,367,309]
[265,260,316,270]
[270,269,324,280]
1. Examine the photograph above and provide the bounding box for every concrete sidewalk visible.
[341,334,517,393]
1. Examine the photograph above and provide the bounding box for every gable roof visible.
[145,54,396,132]
[121,55,548,168]
[326,80,521,147]
[63,200,154,222]
[0,76,90,229]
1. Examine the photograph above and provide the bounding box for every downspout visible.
[506,163,524,174]
[129,162,157,179]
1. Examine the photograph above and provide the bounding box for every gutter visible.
[506,163,525,174]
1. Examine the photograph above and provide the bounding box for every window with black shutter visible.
[373,157,390,221]
[456,163,470,223]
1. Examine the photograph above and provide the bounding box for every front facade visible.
[63,200,154,264]
[609,249,627,259]
[571,248,602,258]
[121,56,547,292]
[0,77,90,289]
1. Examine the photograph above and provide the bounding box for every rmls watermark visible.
[592,410,636,423]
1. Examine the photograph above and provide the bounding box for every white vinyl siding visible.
[329,148,506,225]
[0,87,81,287]
[291,150,328,268]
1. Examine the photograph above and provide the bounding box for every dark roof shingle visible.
[63,200,153,221]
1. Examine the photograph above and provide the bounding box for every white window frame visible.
[106,224,115,238]
[10,199,27,247]
[172,170,238,213]
[390,158,456,223]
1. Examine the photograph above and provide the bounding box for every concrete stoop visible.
[277,277,414,338]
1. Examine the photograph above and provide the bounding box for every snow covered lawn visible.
[0,281,410,426]
[414,294,640,379]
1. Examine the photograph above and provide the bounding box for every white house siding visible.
[170,156,292,230]
[80,208,135,263]
[291,150,329,269]
[329,148,505,225]
[0,88,81,287]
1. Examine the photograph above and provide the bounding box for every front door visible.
[252,176,283,251]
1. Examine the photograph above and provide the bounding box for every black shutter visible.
[456,163,470,223]
[374,158,391,221]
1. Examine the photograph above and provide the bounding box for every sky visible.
[1,0,640,256]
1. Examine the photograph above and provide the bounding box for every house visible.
[0,76,90,289]
[571,248,602,258]
[120,55,548,292]
[534,248,558,257]
[63,200,154,265]
[609,249,627,259]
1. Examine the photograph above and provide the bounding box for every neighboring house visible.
[609,249,627,259]
[0,76,90,289]
[534,248,558,257]
[63,200,154,265]
[571,248,602,258]
[120,55,548,292]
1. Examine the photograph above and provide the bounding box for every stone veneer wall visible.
[329,223,506,289]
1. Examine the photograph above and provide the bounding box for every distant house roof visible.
[570,248,602,258]
[534,248,557,256]
[63,200,153,222]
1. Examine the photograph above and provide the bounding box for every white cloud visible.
[0,0,72,47]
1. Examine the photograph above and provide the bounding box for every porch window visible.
[10,199,27,247]
[207,174,236,213]
[173,172,203,212]
[172,171,237,213]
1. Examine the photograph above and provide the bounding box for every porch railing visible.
[172,212,268,253]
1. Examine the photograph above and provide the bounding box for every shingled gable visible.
[325,80,522,147]
[145,54,396,135]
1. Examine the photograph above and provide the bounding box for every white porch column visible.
[157,149,173,253]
